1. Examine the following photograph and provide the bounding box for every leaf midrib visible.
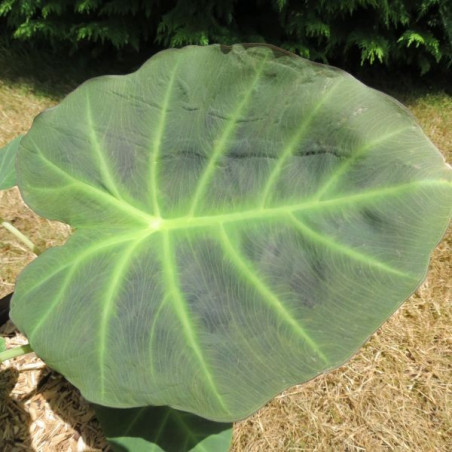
[25,125,450,234]
[71,178,448,233]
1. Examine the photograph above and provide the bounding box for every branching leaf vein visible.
[218,225,329,364]
[161,230,229,413]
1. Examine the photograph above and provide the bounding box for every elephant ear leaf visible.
[93,405,233,452]
[0,135,23,189]
[10,44,452,422]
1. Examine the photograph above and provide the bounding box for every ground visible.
[0,47,451,451]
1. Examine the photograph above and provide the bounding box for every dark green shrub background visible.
[0,1,451,74]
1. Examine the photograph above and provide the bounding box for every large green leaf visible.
[0,135,23,189]
[93,404,233,451]
[11,44,452,422]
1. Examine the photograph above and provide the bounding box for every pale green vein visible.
[85,95,123,200]
[260,78,344,208]
[187,54,269,216]
[161,230,230,413]
[27,230,152,341]
[152,408,172,443]
[313,126,411,201]
[149,63,180,216]
[162,179,451,232]
[26,255,89,342]
[218,225,329,364]
[26,137,156,226]
[306,178,451,210]
[98,235,148,398]
[185,235,269,372]
[172,411,212,448]
[148,293,171,378]
[288,213,413,279]
[122,407,148,436]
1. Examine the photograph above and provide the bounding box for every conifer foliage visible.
[0,0,450,73]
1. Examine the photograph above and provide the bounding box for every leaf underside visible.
[11,44,452,422]
[93,404,233,452]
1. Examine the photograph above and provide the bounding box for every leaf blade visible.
[0,135,23,189]
[10,44,452,422]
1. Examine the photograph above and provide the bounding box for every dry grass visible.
[0,53,451,451]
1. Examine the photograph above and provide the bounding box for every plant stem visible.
[1,220,41,255]
[0,344,34,363]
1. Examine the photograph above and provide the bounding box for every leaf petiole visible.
[0,343,34,363]
[1,220,41,255]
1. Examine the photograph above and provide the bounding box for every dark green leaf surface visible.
[11,44,452,421]
[0,135,22,189]
[93,404,232,452]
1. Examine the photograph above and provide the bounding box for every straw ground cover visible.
[0,47,450,450]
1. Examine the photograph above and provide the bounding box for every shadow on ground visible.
[0,362,110,451]
[0,36,153,102]
[0,316,108,451]
[0,367,33,450]
[36,367,110,451]
[1,34,451,104]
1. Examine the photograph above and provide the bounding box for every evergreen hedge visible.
[0,0,451,74]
